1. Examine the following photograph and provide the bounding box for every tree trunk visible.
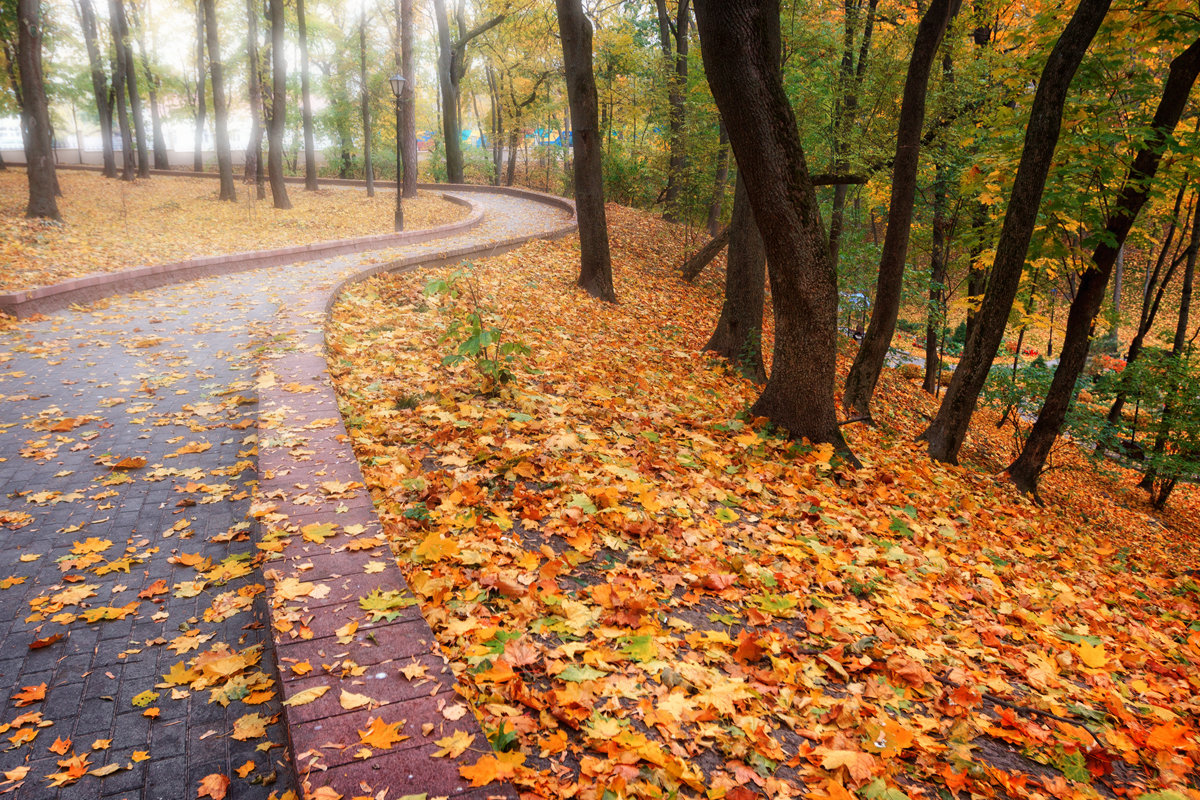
[193,0,206,172]
[17,0,59,219]
[108,13,136,181]
[919,0,1111,464]
[433,0,462,182]
[360,15,374,196]
[828,0,879,270]
[706,119,729,235]
[555,0,617,303]
[842,0,958,420]
[505,126,519,185]
[203,0,235,200]
[682,224,730,282]
[655,0,690,222]
[244,0,265,197]
[704,175,766,382]
[924,160,951,395]
[487,66,502,185]
[111,0,149,178]
[128,0,168,169]
[297,0,318,190]
[267,0,291,208]
[77,0,116,178]
[399,0,417,195]
[694,0,855,460]
[1008,36,1200,494]
[1104,244,1123,351]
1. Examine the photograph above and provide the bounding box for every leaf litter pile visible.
[0,170,466,293]
[328,206,1200,800]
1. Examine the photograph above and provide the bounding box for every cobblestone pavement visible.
[0,192,570,800]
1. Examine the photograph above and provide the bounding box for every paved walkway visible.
[0,190,571,799]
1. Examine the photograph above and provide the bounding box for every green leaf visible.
[559,664,607,682]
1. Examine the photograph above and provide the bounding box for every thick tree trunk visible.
[244,0,265,198]
[681,224,730,282]
[297,0,318,190]
[267,0,291,208]
[1007,36,1200,495]
[17,0,59,219]
[111,0,149,178]
[203,0,235,200]
[433,0,462,182]
[695,0,855,460]
[655,0,690,222]
[193,0,206,172]
[704,175,766,382]
[706,120,729,235]
[359,16,374,196]
[842,0,958,420]
[399,0,417,196]
[78,0,116,178]
[556,0,617,303]
[108,19,136,180]
[920,0,1111,464]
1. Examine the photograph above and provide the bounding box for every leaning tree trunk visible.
[842,0,959,421]
[919,0,1112,464]
[203,0,235,200]
[681,224,731,281]
[1008,36,1200,495]
[267,0,291,208]
[245,0,266,197]
[694,0,856,460]
[297,0,318,190]
[704,174,766,382]
[17,0,59,219]
[193,0,206,172]
[78,0,116,177]
[108,19,136,180]
[556,0,617,302]
[111,0,149,178]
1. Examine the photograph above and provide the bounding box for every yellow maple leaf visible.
[282,685,330,707]
[1077,640,1108,669]
[358,717,408,749]
[432,730,475,758]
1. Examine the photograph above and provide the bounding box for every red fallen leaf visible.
[701,572,737,591]
[12,683,46,707]
[138,579,169,599]
[29,634,63,650]
[197,772,230,800]
[110,457,147,470]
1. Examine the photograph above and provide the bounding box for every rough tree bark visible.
[555,0,617,302]
[267,0,291,208]
[704,175,766,382]
[432,0,505,183]
[842,0,959,420]
[1007,36,1200,495]
[297,0,317,190]
[77,0,116,177]
[108,6,136,181]
[203,0,235,200]
[919,0,1111,463]
[681,224,730,282]
[694,0,856,460]
[193,0,206,172]
[399,0,417,196]
[111,0,148,178]
[655,0,690,221]
[17,0,59,219]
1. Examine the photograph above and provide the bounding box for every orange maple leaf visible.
[357,717,408,749]
[197,772,230,800]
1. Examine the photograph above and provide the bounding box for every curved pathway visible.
[0,190,572,800]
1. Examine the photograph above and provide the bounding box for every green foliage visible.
[424,267,531,396]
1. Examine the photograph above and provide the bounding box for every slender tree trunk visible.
[487,66,502,185]
[17,0,60,219]
[128,0,168,169]
[964,200,989,341]
[1105,245,1123,351]
[706,120,730,235]
[843,0,959,420]
[360,15,374,196]
[433,0,462,182]
[109,21,136,180]
[297,0,318,190]
[656,0,690,221]
[1008,37,1200,494]
[397,0,416,195]
[111,0,149,178]
[556,0,617,302]
[919,0,1111,464]
[78,0,116,178]
[203,0,235,200]
[924,162,951,394]
[245,0,265,195]
[505,126,519,185]
[266,0,290,208]
[704,175,766,382]
[193,0,206,172]
[695,0,855,460]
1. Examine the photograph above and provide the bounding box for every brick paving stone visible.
[0,190,572,799]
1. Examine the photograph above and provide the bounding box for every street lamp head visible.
[389,73,406,98]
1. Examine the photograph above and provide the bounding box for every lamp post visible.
[389,73,406,232]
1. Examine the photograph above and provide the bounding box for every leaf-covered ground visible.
[0,171,466,293]
[328,205,1200,800]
